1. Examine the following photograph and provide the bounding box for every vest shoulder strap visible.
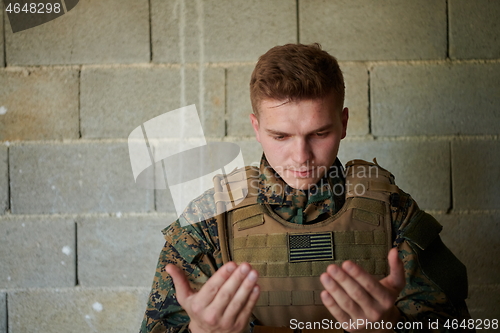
[213,166,260,214]
[344,158,400,203]
[213,166,260,263]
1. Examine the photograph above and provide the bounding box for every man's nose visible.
[292,138,312,165]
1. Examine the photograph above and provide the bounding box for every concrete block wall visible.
[0,1,499,331]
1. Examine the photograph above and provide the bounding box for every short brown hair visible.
[250,43,345,117]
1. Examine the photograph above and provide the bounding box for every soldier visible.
[140,43,472,333]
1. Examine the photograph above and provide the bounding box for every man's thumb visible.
[382,248,406,292]
[166,264,194,306]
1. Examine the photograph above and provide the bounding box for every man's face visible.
[250,93,349,190]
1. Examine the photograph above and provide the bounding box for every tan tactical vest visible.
[213,160,400,331]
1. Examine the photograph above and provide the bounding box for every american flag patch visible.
[288,232,334,263]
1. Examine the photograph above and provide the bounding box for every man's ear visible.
[341,107,349,139]
[250,113,261,143]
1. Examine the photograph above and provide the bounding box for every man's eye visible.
[273,135,286,141]
[316,132,328,137]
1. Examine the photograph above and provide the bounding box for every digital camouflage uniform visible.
[140,155,471,333]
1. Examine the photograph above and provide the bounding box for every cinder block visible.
[155,136,222,214]
[0,217,75,288]
[0,292,5,333]
[152,0,296,63]
[81,66,225,138]
[449,0,500,59]
[235,140,263,167]
[300,0,447,61]
[452,140,500,210]
[436,213,500,285]
[8,287,150,333]
[343,63,369,136]
[5,0,149,65]
[227,65,255,137]
[0,146,7,214]
[467,285,500,320]
[9,143,154,214]
[338,140,450,211]
[155,188,176,215]
[0,68,79,140]
[77,216,170,287]
[371,63,500,136]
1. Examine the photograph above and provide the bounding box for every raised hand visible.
[320,248,405,332]
[166,262,260,333]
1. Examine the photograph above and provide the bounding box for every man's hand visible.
[166,262,260,333]
[320,248,405,332]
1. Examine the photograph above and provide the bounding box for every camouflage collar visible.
[257,154,345,224]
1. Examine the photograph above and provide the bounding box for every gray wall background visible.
[1,0,499,332]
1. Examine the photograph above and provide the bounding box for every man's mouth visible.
[288,169,314,178]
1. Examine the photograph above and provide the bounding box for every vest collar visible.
[256,154,345,224]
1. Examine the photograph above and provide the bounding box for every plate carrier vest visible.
[213,159,401,331]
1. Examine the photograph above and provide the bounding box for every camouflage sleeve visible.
[391,190,473,332]
[139,189,224,333]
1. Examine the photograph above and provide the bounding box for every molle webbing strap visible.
[234,231,387,249]
[233,233,283,249]
[333,230,387,245]
[237,215,265,230]
[256,290,322,306]
[346,197,386,215]
[213,173,231,264]
[234,245,387,267]
[346,197,386,225]
[233,204,267,230]
[233,204,267,222]
[233,230,388,278]
[352,209,379,225]
[235,246,287,263]
[334,244,387,260]
[244,259,387,279]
